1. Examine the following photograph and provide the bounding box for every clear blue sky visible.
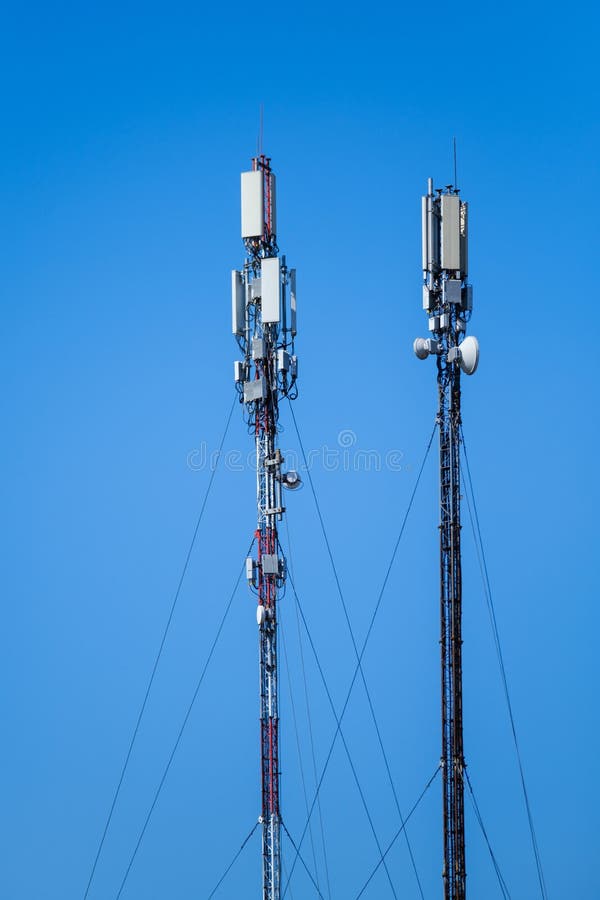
[2,2,598,898]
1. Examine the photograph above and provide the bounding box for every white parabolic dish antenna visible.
[459,336,479,376]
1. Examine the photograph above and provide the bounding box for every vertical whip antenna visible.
[453,137,458,191]
[259,104,264,158]
[414,177,479,900]
[232,155,299,900]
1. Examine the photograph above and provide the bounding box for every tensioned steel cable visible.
[282,424,437,892]
[353,765,440,899]
[285,514,332,899]
[282,568,399,899]
[284,407,436,894]
[282,821,326,899]
[282,858,296,900]
[464,769,511,899]
[288,403,424,896]
[460,427,548,900]
[82,396,237,900]
[280,613,322,891]
[206,820,260,898]
[113,545,253,899]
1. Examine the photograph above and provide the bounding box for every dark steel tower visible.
[414,178,479,900]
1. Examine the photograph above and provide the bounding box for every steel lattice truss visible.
[233,155,298,900]
[417,178,478,899]
[437,335,466,900]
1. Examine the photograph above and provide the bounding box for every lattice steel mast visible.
[414,178,479,900]
[232,155,299,900]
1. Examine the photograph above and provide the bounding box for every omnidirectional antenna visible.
[453,137,458,191]
[232,153,299,900]
[414,177,479,900]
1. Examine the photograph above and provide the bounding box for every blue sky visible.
[1,2,598,898]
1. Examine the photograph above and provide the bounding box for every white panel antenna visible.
[241,170,264,238]
[441,193,460,270]
[261,257,281,323]
[231,269,245,335]
[289,269,297,336]
[268,172,276,236]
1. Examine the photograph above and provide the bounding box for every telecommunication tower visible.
[414,178,479,900]
[232,155,299,900]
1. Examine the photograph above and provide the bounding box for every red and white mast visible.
[232,155,299,900]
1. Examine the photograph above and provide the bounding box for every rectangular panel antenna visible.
[241,170,264,238]
[441,194,460,270]
[269,173,277,236]
[231,269,245,335]
[460,201,468,277]
[261,257,281,323]
[290,269,297,336]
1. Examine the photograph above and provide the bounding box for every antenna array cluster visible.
[415,179,479,375]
